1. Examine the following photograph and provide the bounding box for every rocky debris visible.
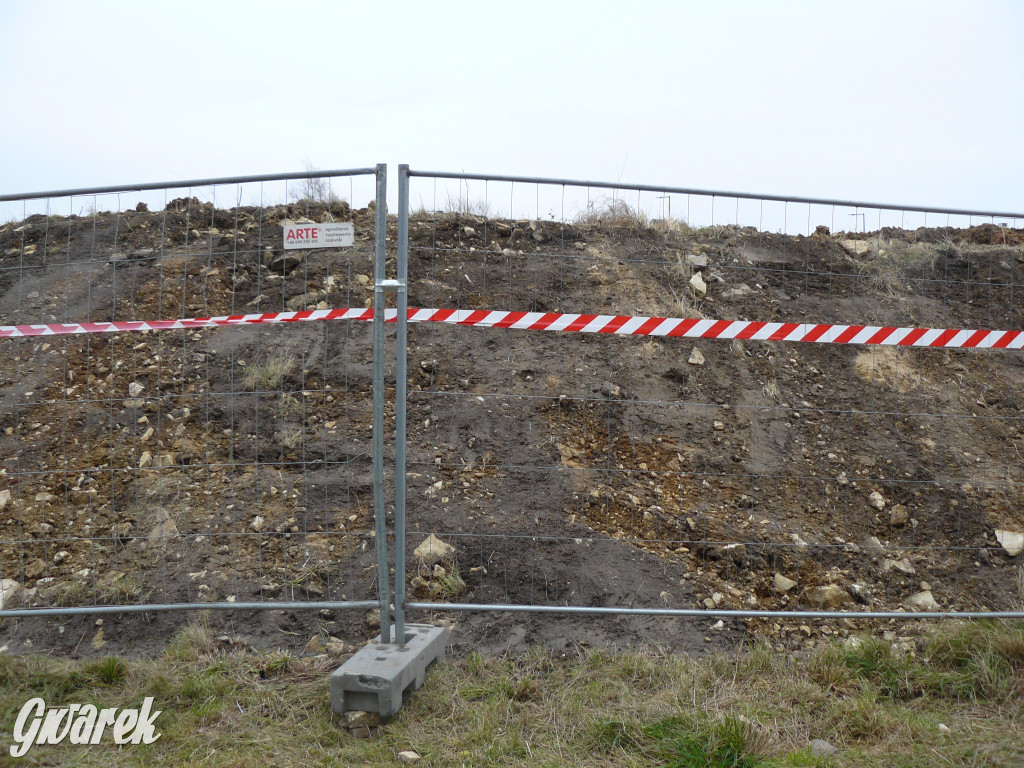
[847,583,869,604]
[868,490,886,511]
[687,348,705,366]
[398,750,421,764]
[882,557,916,575]
[139,451,152,468]
[251,516,266,532]
[265,247,304,274]
[864,536,885,554]
[0,579,21,610]
[802,584,852,610]
[345,710,381,734]
[889,504,909,527]
[809,739,839,756]
[688,272,707,297]
[994,529,1023,557]
[599,381,622,398]
[719,543,746,565]
[720,283,754,300]
[938,723,950,735]
[149,508,178,543]
[414,534,455,565]
[326,641,347,657]
[24,558,45,580]
[684,253,708,269]
[529,221,549,243]
[773,573,797,593]
[128,381,145,397]
[0,489,10,510]
[840,240,872,256]
[303,635,323,655]
[906,591,939,611]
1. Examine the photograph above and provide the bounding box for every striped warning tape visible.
[0,307,1021,349]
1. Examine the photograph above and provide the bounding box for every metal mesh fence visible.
[397,168,1024,646]
[0,169,385,618]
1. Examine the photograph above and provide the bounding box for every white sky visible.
[1,0,1022,216]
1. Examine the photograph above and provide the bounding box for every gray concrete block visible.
[330,623,448,718]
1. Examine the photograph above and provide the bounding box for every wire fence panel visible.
[0,169,386,620]
[398,168,1024,649]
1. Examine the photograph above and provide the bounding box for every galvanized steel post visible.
[394,165,411,644]
[371,163,391,644]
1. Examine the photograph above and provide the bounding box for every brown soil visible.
[0,202,1021,659]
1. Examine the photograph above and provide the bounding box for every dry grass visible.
[241,355,296,391]
[0,621,1021,766]
[852,347,924,393]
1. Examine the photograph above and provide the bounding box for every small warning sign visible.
[282,222,354,250]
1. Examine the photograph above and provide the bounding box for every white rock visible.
[882,558,916,575]
[0,579,21,610]
[721,283,755,299]
[128,381,145,397]
[0,489,10,510]
[994,529,1023,557]
[251,516,265,532]
[868,490,886,511]
[398,750,421,764]
[840,240,872,256]
[684,253,708,268]
[710,619,725,630]
[809,739,839,756]
[688,347,705,366]
[906,590,939,611]
[688,272,707,297]
[414,534,455,565]
[773,573,797,593]
[937,723,950,734]
[864,536,885,554]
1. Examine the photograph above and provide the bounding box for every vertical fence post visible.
[394,164,410,644]
[371,163,392,644]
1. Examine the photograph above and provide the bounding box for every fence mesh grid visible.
[400,171,1024,646]
[2,166,1022,655]
[0,170,385,617]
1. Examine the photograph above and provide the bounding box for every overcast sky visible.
[1,0,1021,216]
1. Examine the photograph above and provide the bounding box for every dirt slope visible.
[0,201,1022,658]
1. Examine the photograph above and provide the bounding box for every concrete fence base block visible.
[330,623,449,718]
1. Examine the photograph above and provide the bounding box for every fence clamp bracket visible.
[376,279,405,293]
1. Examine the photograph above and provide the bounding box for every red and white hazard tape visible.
[0,307,1021,349]
[0,308,374,338]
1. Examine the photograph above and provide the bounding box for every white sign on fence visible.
[282,222,354,250]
